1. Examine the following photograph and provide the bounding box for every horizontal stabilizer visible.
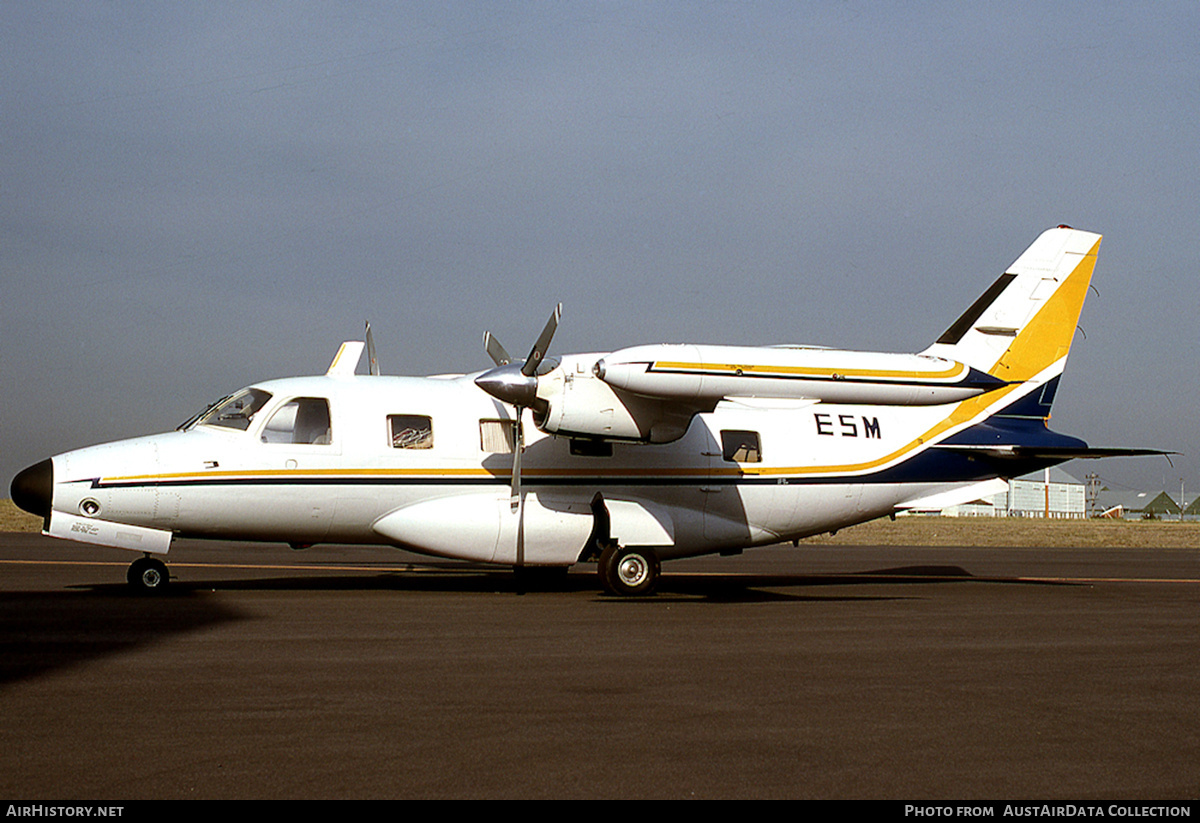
[934,444,1175,462]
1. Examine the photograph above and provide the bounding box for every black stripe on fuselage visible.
[82,448,1013,493]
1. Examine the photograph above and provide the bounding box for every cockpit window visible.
[192,389,273,431]
[262,398,332,445]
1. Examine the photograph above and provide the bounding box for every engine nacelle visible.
[535,355,699,443]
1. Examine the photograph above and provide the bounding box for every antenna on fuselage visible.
[365,321,380,376]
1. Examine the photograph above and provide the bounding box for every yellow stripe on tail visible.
[923,226,1102,384]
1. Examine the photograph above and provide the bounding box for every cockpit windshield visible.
[180,388,273,432]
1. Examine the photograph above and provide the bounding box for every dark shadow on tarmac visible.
[0,588,245,687]
[41,559,1083,599]
[65,563,989,596]
[0,561,1083,687]
[46,560,1084,600]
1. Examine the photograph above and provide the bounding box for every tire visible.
[127,556,170,593]
[598,544,660,596]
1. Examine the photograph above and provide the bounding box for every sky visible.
[3,1,1197,498]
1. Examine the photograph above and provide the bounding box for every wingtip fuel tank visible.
[592,344,1008,406]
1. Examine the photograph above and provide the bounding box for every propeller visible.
[475,304,561,412]
[475,303,561,502]
[474,304,562,573]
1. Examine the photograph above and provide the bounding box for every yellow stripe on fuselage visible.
[103,380,1030,487]
[650,360,968,382]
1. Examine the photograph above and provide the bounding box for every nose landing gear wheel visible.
[598,544,660,596]
[127,556,170,593]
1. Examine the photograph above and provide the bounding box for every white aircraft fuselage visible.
[11,226,1161,594]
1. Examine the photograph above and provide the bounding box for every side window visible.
[721,430,761,463]
[262,398,332,445]
[479,419,516,454]
[390,415,433,449]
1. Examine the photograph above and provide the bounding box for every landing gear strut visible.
[598,544,660,596]
[127,555,170,593]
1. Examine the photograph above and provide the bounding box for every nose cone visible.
[11,459,53,521]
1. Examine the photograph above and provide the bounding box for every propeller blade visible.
[484,331,512,367]
[521,303,562,377]
[510,412,523,511]
[365,322,380,376]
[515,483,525,572]
[513,412,525,573]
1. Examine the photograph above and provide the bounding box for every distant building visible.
[940,468,1085,519]
[908,471,1197,520]
[1094,490,1180,520]
[1008,469,1086,518]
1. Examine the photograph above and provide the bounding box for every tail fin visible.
[923,226,1102,389]
[927,228,1173,468]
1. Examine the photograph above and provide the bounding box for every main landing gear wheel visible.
[127,556,170,593]
[598,544,660,597]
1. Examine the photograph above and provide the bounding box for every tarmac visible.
[1,533,1198,799]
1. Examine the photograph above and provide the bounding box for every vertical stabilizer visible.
[923,227,1101,386]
